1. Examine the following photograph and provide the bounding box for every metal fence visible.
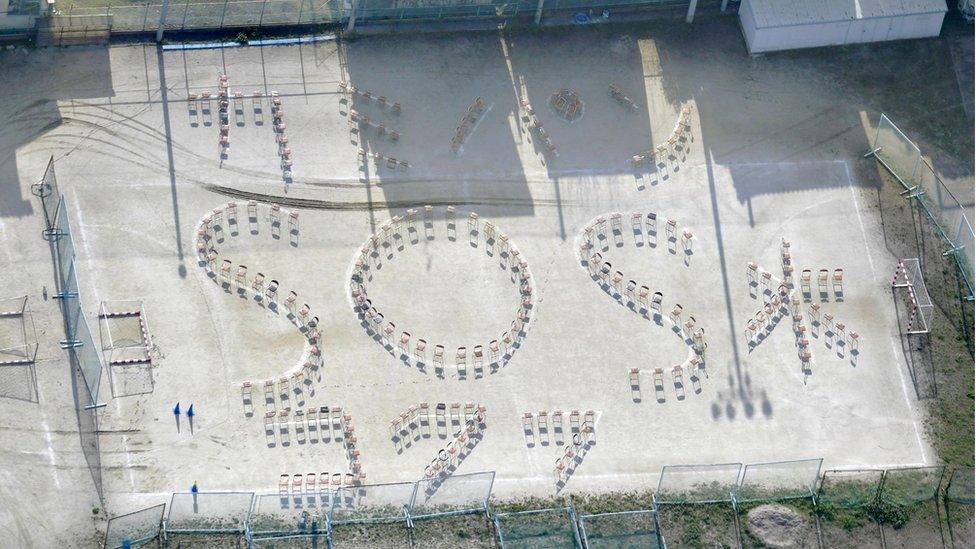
[143,472,493,545]
[654,462,742,505]
[945,467,974,505]
[32,156,60,236]
[104,503,166,549]
[736,458,822,504]
[493,506,583,548]
[878,465,945,507]
[41,0,694,38]
[112,465,974,546]
[867,113,975,300]
[578,509,663,548]
[49,196,105,406]
[816,469,885,508]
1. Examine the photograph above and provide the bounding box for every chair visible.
[306,473,316,493]
[747,262,759,284]
[220,259,232,280]
[651,292,664,313]
[456,347,467,367]
[670,304,683,324]
[629,367,640,386]
[638,286,650,309]
[808,302,821,324]
[501,331,513,355]
[488,339,500,363]
[279,474,290,493]
[848,331,860,350]
[473,345,484,369]
[251,272,265,293]
[625,280,637,303]
[611,271,624,294]
[383,322,396,346]
[832,268,844,291]
[818,269,829,291]
[760,271,772,292]
[284,291,298,314]
[292,474,303,494]
[398,331,411,355]
[800,269,812,293]
[414,339,427,363]
[433,345,445,368]
[666,218,677,239]
[745,319,758,340]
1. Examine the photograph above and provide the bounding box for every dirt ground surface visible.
[0,12,972,548]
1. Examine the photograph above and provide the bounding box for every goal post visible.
[891,258,933,335]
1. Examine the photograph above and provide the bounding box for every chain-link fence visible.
[38,0,695,40]
[867,113,975,300]
[817,469,885,508]
[409,471,494,520]
[165,491,255,537]
[578,509,663,548]
[878,465,945,507]
[32,156,61,235]
[51,196,104,406]
[35,162,107,506]
[655,462,742,505]
[104,503,166,549]
[493,506,583,548]
[735,458,823,504]
[946,467,974,505]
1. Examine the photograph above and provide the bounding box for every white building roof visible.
[747,0,947,28]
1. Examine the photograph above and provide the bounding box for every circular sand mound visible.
[746,504,811,548]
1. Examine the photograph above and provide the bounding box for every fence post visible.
[219,0,228,29]
[533,0,544,24]
[259,0,268,26]
[685,0,698,23]
[156,0,170,41]
[181,0,190,30]
[346,0,358,32]
[297,0,306,25]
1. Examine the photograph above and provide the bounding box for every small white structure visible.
[739,0,948,54]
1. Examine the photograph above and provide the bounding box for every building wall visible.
[740,0,947,54]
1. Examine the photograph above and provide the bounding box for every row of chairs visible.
[349,109,401,142]
[522,409,594,433]
[338,81,402,114]
[357,148,410,171]
[266,91,293,180]
[276,408,366,492]
[351,209,531,371]
[423,412,487,481]
[216,74,231,151]
[195,201,317,412]
[609,83,639,111]
[554,425,593,482]
[450,97,487,152]
[520,99,558,156]
[585,251,704,344]
[801,268,844,295]
[631,105,693,167]
[389,402,484,438]
[264,405,345,444]
[581,212,685,252]
[279,472,359,495]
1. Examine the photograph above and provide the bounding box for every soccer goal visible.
[891,258,933,335]
[0,295,38,365]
